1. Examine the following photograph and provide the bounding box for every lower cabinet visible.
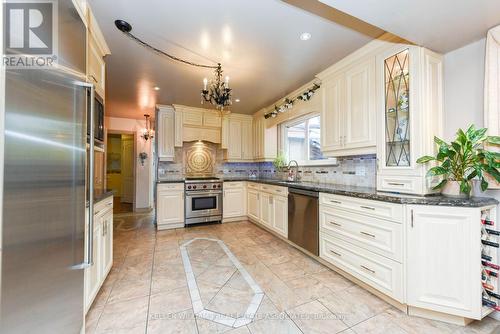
[85,196,113,313]
[156,183,184,230]
[246,182,288,238]
[223,182,246,220]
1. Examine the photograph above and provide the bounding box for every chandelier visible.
[201,63,232,113]
[114,20,233,114]
[141,114,154,141]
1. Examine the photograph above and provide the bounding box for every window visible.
[282,114,329,164]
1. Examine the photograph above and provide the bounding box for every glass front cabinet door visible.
[376,45,443,195]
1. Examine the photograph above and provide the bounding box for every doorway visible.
[106,133,135,214]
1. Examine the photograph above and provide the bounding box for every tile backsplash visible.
[157,141,376,188]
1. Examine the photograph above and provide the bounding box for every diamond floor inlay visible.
[180,238,264,328]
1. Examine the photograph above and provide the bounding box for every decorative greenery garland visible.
[264,83,321,119]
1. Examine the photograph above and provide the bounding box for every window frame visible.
[280,113,336,166]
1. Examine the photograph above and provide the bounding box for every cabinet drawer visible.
[377,175,423,195]
[247,182,260,190]
[320,206,402,262]
[320,193,403,222]
[224,181,245,189]
[94,196,113,216]
[157,183,184,191]
[320,233,404,302]
[260,184,288,196]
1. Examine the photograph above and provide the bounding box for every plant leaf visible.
[484,165,500,182]
[487,136,500,145]
[416,156,435,163]
[432,179,447,190]
[481,177,489,191]
[434,136,448,147]
[460,180,471,196]
[426,166,448,177]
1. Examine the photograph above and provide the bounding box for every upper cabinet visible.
[376,45,443,195]
[173,105,221,143]
[318,55,376,157]
[157,105,175,161]
[85,6,110,99]
[222,114,253,161]
[253,113,278,161]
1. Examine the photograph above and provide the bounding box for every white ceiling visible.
[88,0,378,119]
[319,0,500,53]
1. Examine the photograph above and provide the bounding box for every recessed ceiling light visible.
[300,32,311,41]
[235,98,240,102]
[153,86,160,91]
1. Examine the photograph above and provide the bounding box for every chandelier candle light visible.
[141,114,154,141]
[201,64,232,113]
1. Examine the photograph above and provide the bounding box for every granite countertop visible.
[94,189,114,203]
[156,177,498,207]
[157,179,185,183]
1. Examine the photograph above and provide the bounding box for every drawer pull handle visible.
[360,231,376,238]
[330,200,342,204]
[360,205,375,210]
[388,182,405,186]
[330,221,342,227]
[360,265,375,274]
[276,190,282,193]
[330,250,342,257]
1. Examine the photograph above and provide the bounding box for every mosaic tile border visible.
[180,238,264,328]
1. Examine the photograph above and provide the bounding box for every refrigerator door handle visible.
[72,81,95,269]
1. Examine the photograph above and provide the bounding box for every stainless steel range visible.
[185,177,223,225]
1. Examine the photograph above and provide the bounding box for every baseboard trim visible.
[408,306,474,326]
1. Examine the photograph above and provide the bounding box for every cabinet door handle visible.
[330,250,342,257]
[388,182,405,187]
[94,209,101,215]
[360,231,376,238]
[411,209,414,228]
[360,205,375,211]
[329,200,342,204]
[90,74,98,83]
[330,221,342,227]
[360,265,375,274]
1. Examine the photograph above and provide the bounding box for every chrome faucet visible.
[287,160,301,182]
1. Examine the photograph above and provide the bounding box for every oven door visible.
[185,191,222,218]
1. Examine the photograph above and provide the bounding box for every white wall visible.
[443,38,500,210]
[106,116,154,210]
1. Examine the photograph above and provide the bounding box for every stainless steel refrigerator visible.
[1,1,94,333]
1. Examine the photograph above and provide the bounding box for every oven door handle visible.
[186,191,222,196]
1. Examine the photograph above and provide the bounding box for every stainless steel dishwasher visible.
[288,188,319,256]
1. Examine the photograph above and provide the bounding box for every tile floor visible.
[86,213,500,334]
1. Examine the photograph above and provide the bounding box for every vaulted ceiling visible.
[88,0,380,119]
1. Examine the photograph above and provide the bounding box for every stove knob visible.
[193,185,197,189]
[217,184,221,188]
[203,185,207,189]
[187,185,192,189]
[212,184,216,189]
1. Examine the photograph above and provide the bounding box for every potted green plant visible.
[273,151,287,179]
[417,125,500,198]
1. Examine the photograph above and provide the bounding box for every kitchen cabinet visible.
[85,195,113,313]
[376,45,443,195]
[223,182,246,220]
[406,205,493,320]
[174,109,183,147]
[86,6,110,99]
[318,58,376,156]
[253,116,277,161]
[247,187,260,221]
[246,182,288,238]
[156,183,184,230]
[223,114,253,161]
[156,106,175,161]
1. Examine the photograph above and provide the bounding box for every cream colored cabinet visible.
[247,187,260,221]
[174,109,183,147]
[376,45,443,195]
[223,114,253,161]
[253,116,277,161]
[203,112,222,127]
[406,205,492,320]
[85,196,113,313]
[86,6,110,98]
[223,182,246,220]
[259,191,273,228]
[319,58,376,156]
[157,106,175,161]
[272,195,288,238]
[156,183,184,230]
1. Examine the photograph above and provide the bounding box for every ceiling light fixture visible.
[114,19,233,114]
[153,86,160,91]
[201,64,232,114]
[235,98,240,103]
[141,114,154,141]
[300,32,311,41]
